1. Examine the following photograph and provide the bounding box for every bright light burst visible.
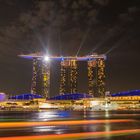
[44,55,50,62]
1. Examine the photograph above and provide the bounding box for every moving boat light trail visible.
[0,119,135,128]
[1,129,140,140]
[0,119,139,140]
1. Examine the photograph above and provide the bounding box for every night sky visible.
[0,0,140,96]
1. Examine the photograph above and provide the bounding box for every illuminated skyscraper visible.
[88,58,105,97]
[31,58,38,94]
[70,59,78,93]
[59,59,78,94]
[88,60,97,97]
[59,60,67,95]
[31,58,50,98]
[97,58,105,97]
[41,60,50,98]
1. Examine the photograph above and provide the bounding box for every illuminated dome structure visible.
[0,93,6,101]
[9,93,42,100]
[109,90,140,101]
[49,93,92,100]
[111,90,140,97]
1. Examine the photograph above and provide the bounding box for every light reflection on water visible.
[1,110,140,122]
[32,125,69,135]
[26,111,71,121]
[37,111,59,121]
[105,111,110,118]
[33,126,56,132]
[1,110,140,139]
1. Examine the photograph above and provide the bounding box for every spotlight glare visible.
[44,56,50,61]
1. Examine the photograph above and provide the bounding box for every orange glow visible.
[0,129,140,140]
[0,119,135,128]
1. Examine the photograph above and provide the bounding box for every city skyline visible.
[0,0,140,95]
[1,1,140,140]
